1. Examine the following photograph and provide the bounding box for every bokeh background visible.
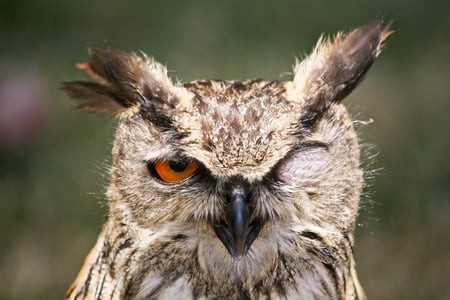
[0,0,449,299]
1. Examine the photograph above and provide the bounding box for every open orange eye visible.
[152,160,199,183]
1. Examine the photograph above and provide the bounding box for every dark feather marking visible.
[115,237,133,254]
[299,96,331,129]
[173,233,188,240]
[238,282,252,300]
[142,279,166,299]
[322,262,340,296]
[93,245,115,299]
[109,237,133,278]
[253,279,271,299]
[274,252,290,297]
[230,81,248,91]
[72,288,83,300]
[304,243,342,298]
[109,281,120,300]
[145,271,184,299]
[122,248,139,298]
[140,103,174,131]
[300,231,325,242]
[72,245,103,299]
[300,228,342,297]
[343,232,353,247]
[95,271,108,300]
[125,240,178,298]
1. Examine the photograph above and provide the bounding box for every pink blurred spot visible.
[0,64,49,150]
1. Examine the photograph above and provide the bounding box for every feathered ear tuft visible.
[287,20,393,127]
[62,48,193,123]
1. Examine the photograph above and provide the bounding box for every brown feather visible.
[293,20,393,128]
[63,47,191,120]
[62,81,127,114]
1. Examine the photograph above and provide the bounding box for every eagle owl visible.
[63,21,391,300]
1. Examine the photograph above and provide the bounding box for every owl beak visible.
[228,188,250,258]
[213,185,262,259]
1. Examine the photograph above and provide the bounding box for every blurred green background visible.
[0,0,449,299]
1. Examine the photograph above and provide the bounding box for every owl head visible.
[63,21,391,263]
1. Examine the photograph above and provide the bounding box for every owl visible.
[63,21,392,300]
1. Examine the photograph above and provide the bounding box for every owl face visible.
[64,21,390,264]
[106,78,362,261]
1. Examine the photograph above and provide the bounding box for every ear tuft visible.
[287,20,393,128]
[62,81,128,114]
[287,20,393,105]
[63,48,193,118]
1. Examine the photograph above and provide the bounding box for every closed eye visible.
[273,141,329,183]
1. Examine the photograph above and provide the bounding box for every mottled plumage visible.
[63,21,392,299]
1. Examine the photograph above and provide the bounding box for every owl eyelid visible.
[271,141,329,183]
[293,140,329,152]
[145,156,190,166]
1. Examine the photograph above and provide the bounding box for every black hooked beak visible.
[213,181,262,259]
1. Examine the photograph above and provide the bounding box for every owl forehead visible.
[176,80,300,179]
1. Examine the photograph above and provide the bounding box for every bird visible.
[63,20,392,300]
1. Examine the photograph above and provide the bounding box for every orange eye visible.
[152,160,199,183]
